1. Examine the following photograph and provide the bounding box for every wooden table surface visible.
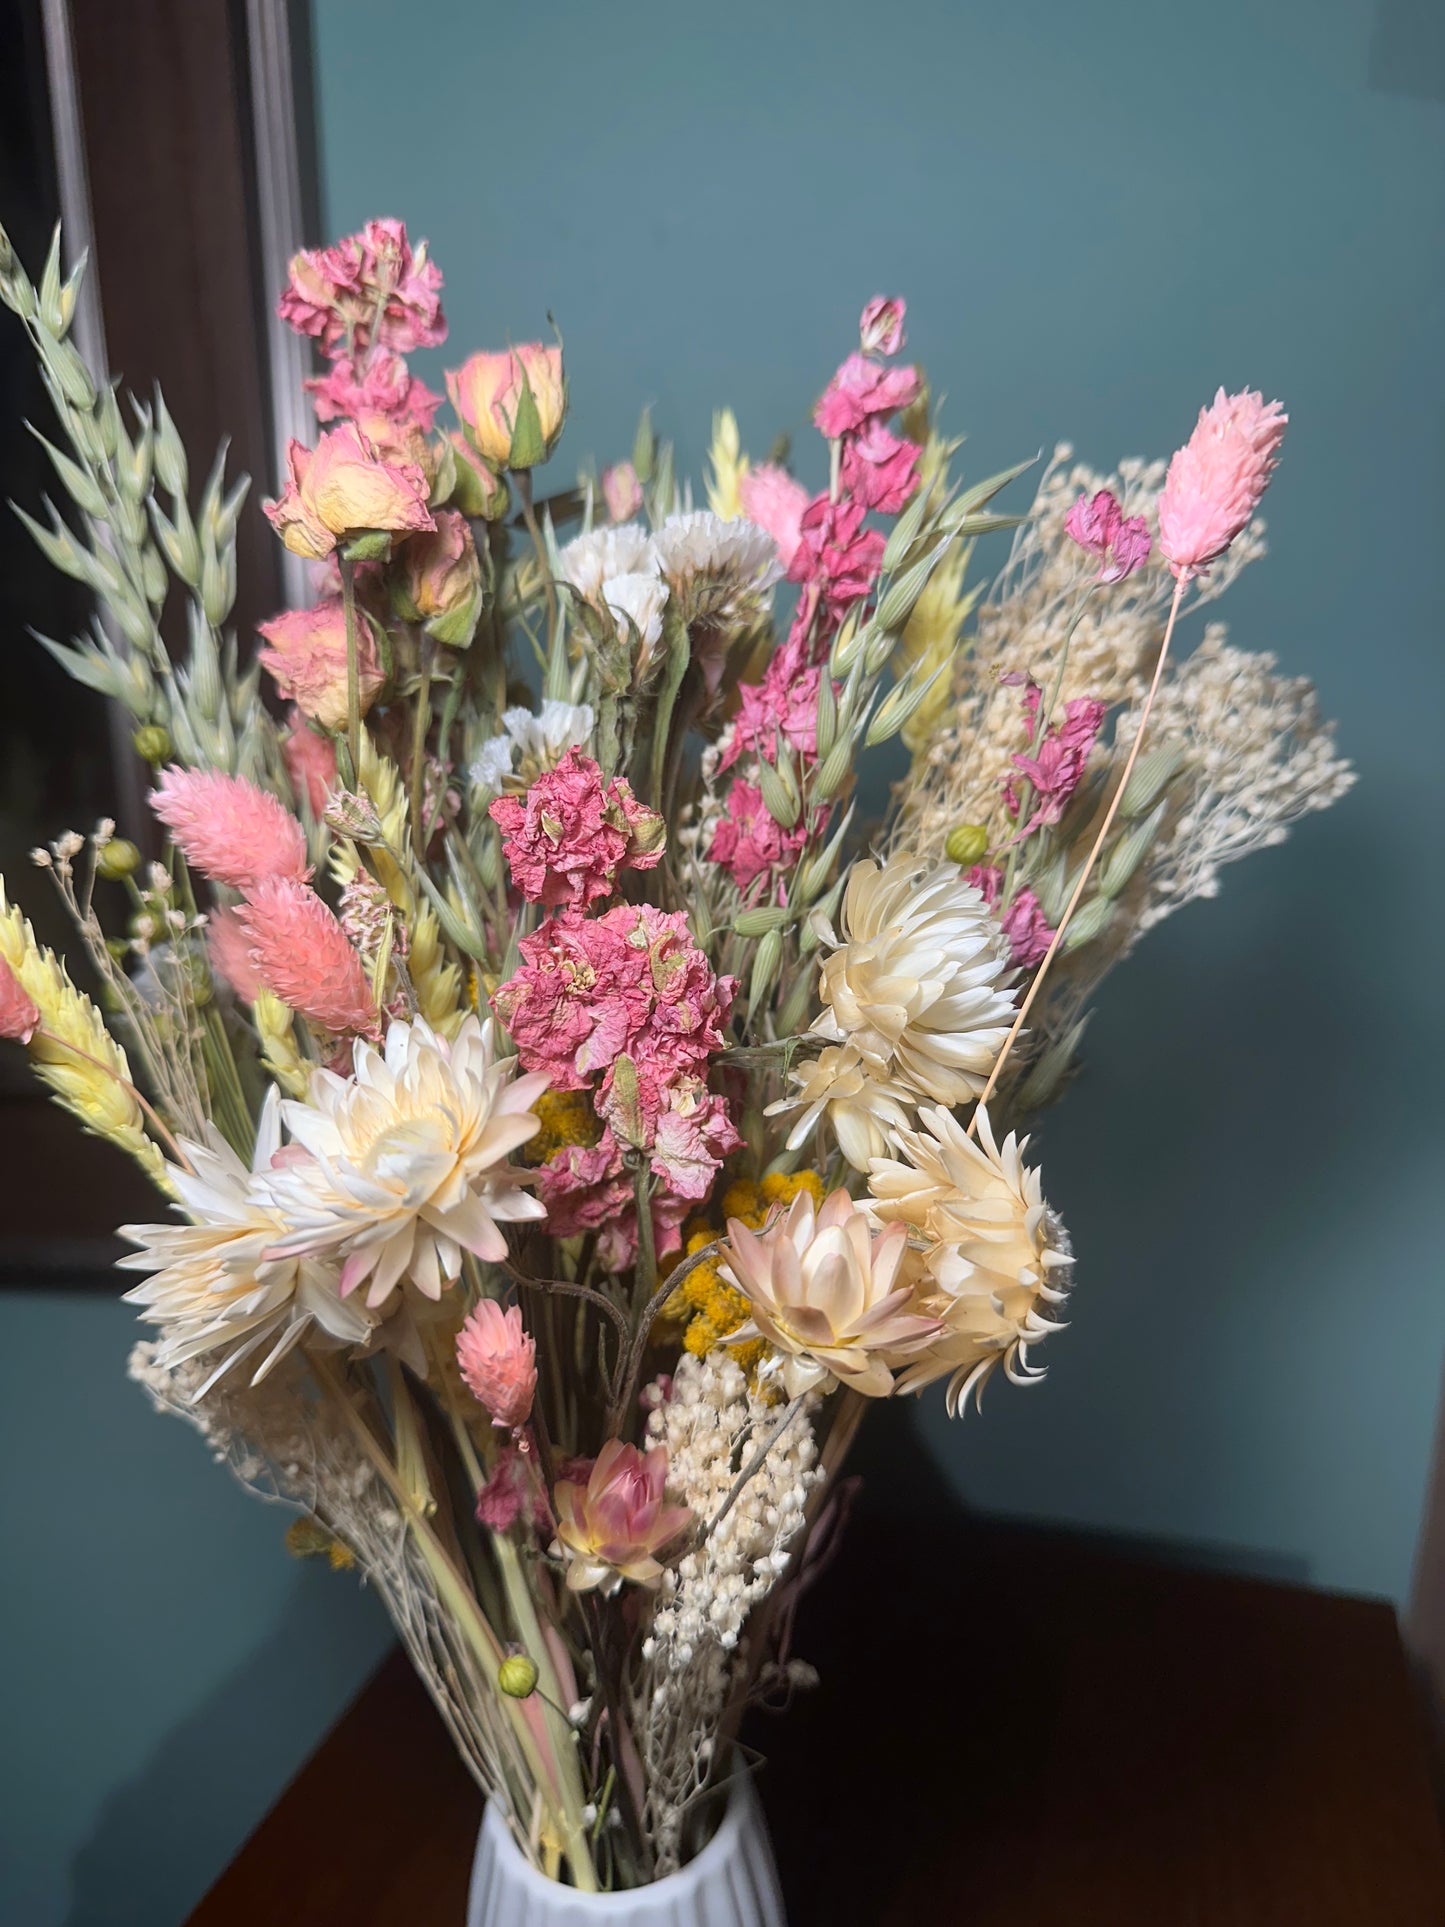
[187,1426,1445,1926]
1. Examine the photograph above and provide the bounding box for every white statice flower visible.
[766,1041,915,1171]
[469,699,595,794]
[266,1015,548,1308]
[866,1103,1073,1415]
[557,522,655,601]
[602,569,670,666]
[648,509,781,627]
[118,1087,373,1393]
[812,853,1017,1107]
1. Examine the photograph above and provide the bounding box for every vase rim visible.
[479,1766,759,1906]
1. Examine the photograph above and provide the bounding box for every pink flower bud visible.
[859,294,907,356]
[0,956,41,1044]
[446,344,567,470]
[456,1299,538,1432]
[602,460,644,523]
[395,509,483,647]
[1157,388,1287,580]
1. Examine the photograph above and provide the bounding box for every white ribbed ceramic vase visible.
[466,1774,786,1927]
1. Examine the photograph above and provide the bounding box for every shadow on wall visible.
[61,1565,388,1927]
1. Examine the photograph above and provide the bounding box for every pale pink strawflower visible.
[859,295,907,356]
[737,464,811,573]
[281,711,338,818]
[456,1298,538,1431]
[150,767,308,891]
[1157,388,1287,580]
[0,956,41,1043]
[236,876,377,1037]
[207,907,264,1001]
[552,1439,692,1595]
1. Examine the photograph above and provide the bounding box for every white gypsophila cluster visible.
[891,446,1266,854]
[128,1341,539,1822]
[469,699,596,794]
[637,1351,822,1873]
[1118,626,1355,931]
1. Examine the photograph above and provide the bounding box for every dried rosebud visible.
[446,344,566,471]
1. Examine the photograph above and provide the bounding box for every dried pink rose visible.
[150,767,308,891]
[258,598,385,731]
[737,463,811,573]
[602,460,644,523]
[278,217,445,357]
[456,1299,538,1431]
[281,711,338,818]
[395,509,484,648]
[489,748,664,911]
[263,423,435,561]
[305,348,441,431]
[859,295,907,356]
[1157,388,1287,579]
[552,1439,692,1594]
[235,876,377,1037]
[0,956,40,1044]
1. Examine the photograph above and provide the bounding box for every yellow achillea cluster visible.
[0,888,169,1191]
[668,1170,828,1373]
[285,1515,356,1570]
[527,1089,603,1162]
[705,408,750,521]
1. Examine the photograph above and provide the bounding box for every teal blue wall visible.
[310,0,1444,1603]
[3,5,1441,1923]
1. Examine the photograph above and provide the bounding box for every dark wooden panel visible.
[70,0,280,639]
[185,1502,1445,1925]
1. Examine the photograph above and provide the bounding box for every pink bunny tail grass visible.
[1157,388,1287,580]
[150,767,309,891]
[236,876,378,1037]
[0,956,41,1043]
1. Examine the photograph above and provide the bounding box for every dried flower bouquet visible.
[0,219,1350,1891]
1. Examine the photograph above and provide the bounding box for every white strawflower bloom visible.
[866,1103,1073,1415]
[470,699,595,793]
[765,1041,915,1171]
[558,522,655,601]
[812,853,1017,1107]
[648,510,781,626]
[118,1088,373,1392]
[720,1187,940,1399]
[267,1015,548,1307]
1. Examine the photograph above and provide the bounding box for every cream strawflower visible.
[765,1041,915,1171]
[118,1088,372,1392]
[866,1103,1073,1415]
[812,853,1016,1106]
[267,1014,548,1308]
[720,1187,940,1399]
